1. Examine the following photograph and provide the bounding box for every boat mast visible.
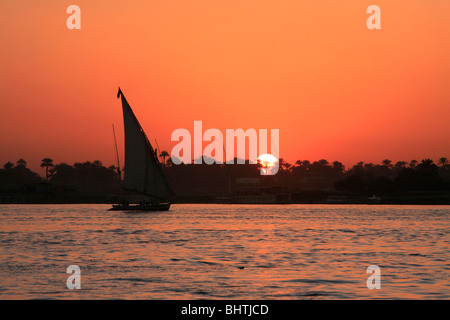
[112,123,121,180]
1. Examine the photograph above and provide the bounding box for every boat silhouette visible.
[109,88,173,211]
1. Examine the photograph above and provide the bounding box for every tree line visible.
[0,158,120,193]
[162,156,450,195]
[1,156,449,195]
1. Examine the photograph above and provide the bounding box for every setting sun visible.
[257,154,278,175]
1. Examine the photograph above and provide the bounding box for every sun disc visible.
[257,154,278,168]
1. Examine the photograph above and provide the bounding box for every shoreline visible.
[1,201,450,205]
[1,190,450,205]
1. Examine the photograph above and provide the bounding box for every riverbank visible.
[1,190,450,205]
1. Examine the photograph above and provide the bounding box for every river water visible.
[0,204,448,299]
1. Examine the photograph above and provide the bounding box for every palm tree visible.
[3,162,14,170]
[295,160,311,170]
[41,158,54,180]
[394,161,407,169]
[16,159,27,168]
[332,161,345,174]
[420,158,434,166]
[418,159,437,172]
[92,160,103,167]
[278,158,291,171]
[381,159,392,168]
[438,157,448,168]
[364,162,374,170]
[159,150,169,165]
[50,162,75,184]
[352,161,365,173]
[317,159,330,166]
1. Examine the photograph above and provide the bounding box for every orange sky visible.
[1,1,449,174]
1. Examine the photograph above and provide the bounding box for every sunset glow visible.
[0,1,449,174]
[0,1,449,303]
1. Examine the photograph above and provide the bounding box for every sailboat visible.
[109,88,174,211]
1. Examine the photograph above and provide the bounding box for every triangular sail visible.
[118,88,173,200]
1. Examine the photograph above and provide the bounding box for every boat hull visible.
[108,203,171,211]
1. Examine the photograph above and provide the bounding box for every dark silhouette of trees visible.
[419,158,436,169]
[63,161,119,192]
[278,158,291,172]
[352,162,365,175]
[41,158,54,180]
[334,158,448,193]
[394,161,407,169]
[49,163,75,185]
[16,159,27,168]
[394,159,443,191]
[159,150,169,165]
[438,157,450,182]
[0,158,123,203]
[291,160,311,176]
[92,160,103,168]
[309,159,331,176]
[332,161,345,175]
[3,162,14,170]
[1,155,448,202]
[0,159,42,190]
[409,160,418,169]
[382,159,393,168]
[438,157,448,168]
